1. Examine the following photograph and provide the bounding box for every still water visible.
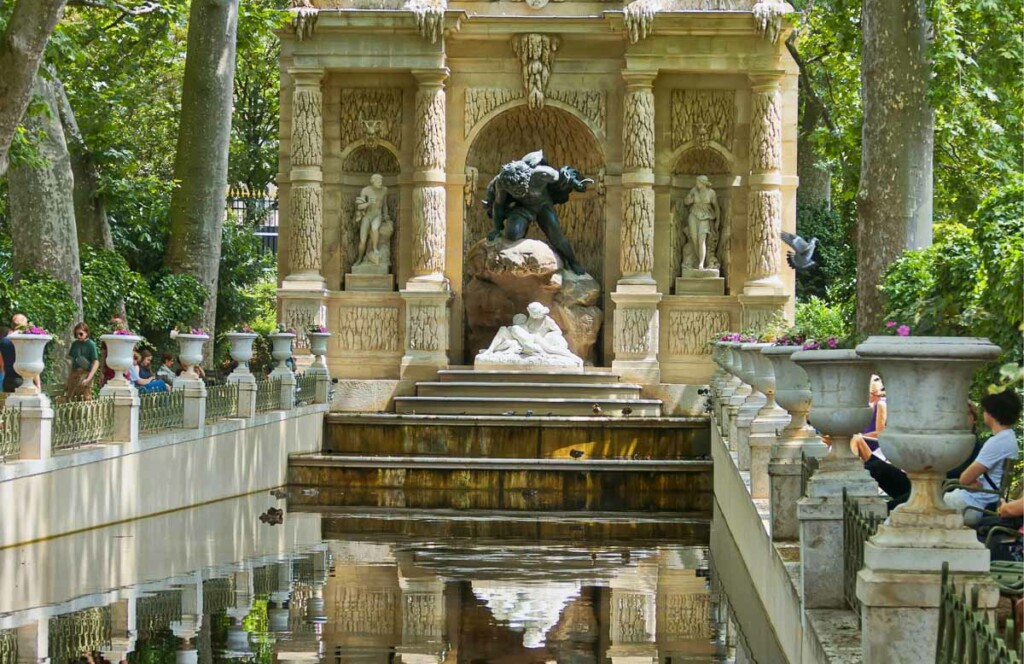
[0,493,754,663]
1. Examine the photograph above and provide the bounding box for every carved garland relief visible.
[289,185,323,273]
[291,87,323,168]
[750,88,782,172]
[666,311,730,355]
[464,88,607,137]
[336,306,400,352]
[671,89,735,152]
[512,34,560,109]
[407,303,446,351]
[748,189,781,278]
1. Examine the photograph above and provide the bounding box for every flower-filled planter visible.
[855,335,1001,520]
[307,331,331,370]
[225,332,259,370]
[268,332,296,374]
[100,333,142,386]
[791,349,874,439]
[175,332,209,381]
[762,345,815,436]
[9,330,52,394]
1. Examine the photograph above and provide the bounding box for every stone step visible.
[437,369,621,384]
[415,381,643,400]
[393,396,662,417]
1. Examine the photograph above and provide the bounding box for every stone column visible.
[101,596,136,662]
[613,71,662,384]
[744,75,785,295]
[401,69,451,380]
[176,378,206,431]
[608,566,659,664]
[280,68,328,349]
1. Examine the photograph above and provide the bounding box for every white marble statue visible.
[476,302,584,369]
[353,173,393,272]
[680,175,721,274]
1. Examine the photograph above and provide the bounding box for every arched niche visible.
[669,146,735,290]
[462,104,606,363]
[337,144,401,278]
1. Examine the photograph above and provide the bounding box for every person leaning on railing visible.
[943,390,1022,527]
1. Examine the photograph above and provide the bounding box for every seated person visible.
[156,351,177,383]
[128,351,169,394]
[850,374,886,455]
[988,497,1023,562]
[852,434,911,510]
[944,390,1022,526]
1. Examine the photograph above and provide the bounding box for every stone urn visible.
[100,334,142,387]
[742,342,789,419]
[268,332,296,375]
[307,332,331,371]
[855,336,1001,528]
[175,333,209,382]
[8,332,52,395]
[762,345,821,448]
[790,349,874,478]
[225,333,258,372]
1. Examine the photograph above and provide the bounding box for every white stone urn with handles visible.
[8,332,52,395]
[225,333,259,372]
[855,336,1001,536]
[100,334,142,388]
[268,332,296,377]
[174,333,209,386]
[762,345,822,453]
[306,331,331,373]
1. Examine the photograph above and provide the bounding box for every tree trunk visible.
[164,0,240,347]
[53,75,115,251]
[0,0,67,176]
[856,0,934,333]
[8,75,84,378]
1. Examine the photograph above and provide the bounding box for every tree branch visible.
[786,34,837,135]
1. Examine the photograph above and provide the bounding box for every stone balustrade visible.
[0,331,333,464]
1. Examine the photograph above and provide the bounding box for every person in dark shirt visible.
[65,322,100,400]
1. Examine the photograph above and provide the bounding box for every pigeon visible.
[592,404,603,415]
[525,410,534,417]
[780,231,818,270]
[269,489,287,499]
[300,488,319,497]
[502,409,516,416]
[569,449,585,459]
[621,406,633,417]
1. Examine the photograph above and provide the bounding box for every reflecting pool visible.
[0,493,756,663]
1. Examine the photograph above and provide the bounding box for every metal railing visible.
[136,589,183,641]
[203,577,235,614]
[0,406,20,461]
[0,628,16,664]
[256,377,281,413]
[51,398,114,451]
[937,561,1023,663]
[295,372,317,406]
[139,390,185,434]
[48,606,111,661]
[842,487,882,617]
[205,382,238,423]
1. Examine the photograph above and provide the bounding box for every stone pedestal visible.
[797,455,886,609]
[675,276,725,296]
[99,380,140,444]
[176,379,207,431]
[102,598,136,663]
[748,414,787,499]
[400,285,451,381]
[7,392,52,460]
[313,373,331,404]
[228,369,257,418]
[16,619,48,664]
[345,273,394,291]
[271,368,297,410]
[611,285,662,384]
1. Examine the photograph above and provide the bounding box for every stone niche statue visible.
[475,302,584,370]
[352,173,393,274]
[679,175,721,277]
[482,150,593,275]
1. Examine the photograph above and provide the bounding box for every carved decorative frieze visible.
[666,311,730,355]
[623,0,660,44]
[614,307,657,355]
[750,87,781,172]
[752,0,794,44]
[464,87,606,137]
[609,592,655,643]
[415,83,446,171]
[662,593,713,640]
[407,302,446,351]
[412,186,446,276]
[621,187,654,275]
[623,85,655,170]
[334,588,397,635]
[671,89,735,152]
[748,189,781,278]
[289,185,323,274]
[281,299,322,348]
[512,34,559,109]
[289,4,318,41]
[292,87,323,167]
[404,0,446,43]
[342,145,401,175]
[336,307,400,352]
[742,305,782,331]
[339,89,403,152]
[402,592,444,638]
[674,148,730,175]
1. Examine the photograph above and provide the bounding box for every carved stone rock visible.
[464,238,602,364]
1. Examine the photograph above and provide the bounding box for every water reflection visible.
[0,495,741,663]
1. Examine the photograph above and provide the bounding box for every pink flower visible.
[802,340,821,351]
[885,321,897,328]
[897,325,911,337]
[24,326,49,335]
[113,329,134,336]
[827,337,839,349]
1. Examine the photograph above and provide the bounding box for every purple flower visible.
[897,325,911,337]
[24,326,49,335]
[190,328,206,336]
[113,329,134,336]
[827,337,839,349]
[802,340,821,351]
[885,321,897,328]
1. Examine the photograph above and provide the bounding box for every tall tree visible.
[8,74,85,371]
[163,0,240,341]
[0,0,67,176]
[855,0,934,332]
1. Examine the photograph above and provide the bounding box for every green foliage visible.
[0,239,77,335]
[795,202,856,303]
[214,217,276,367]
[793,295,854,342]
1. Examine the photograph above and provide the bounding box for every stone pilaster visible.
[613,72,661,384]
[608,567,658,664]
[7,392,52,460]
[744,74,785,295]
[101,597,136,663]
[281,68,327,360]
[99,380,139,444]
[397,576,446,663]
